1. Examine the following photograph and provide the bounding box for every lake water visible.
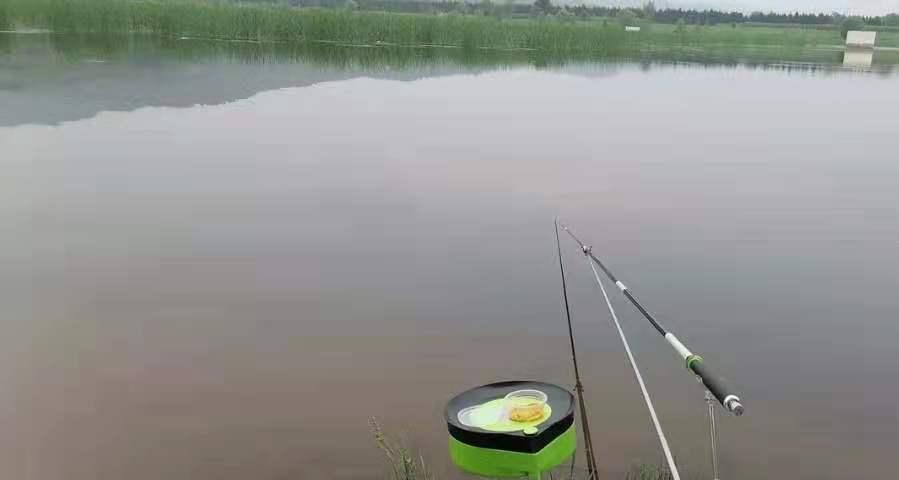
[3,34,899,480]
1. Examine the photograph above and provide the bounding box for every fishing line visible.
[584,253,682,480]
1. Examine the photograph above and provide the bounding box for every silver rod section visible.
[706,390,721,480]
[585,256,682,480]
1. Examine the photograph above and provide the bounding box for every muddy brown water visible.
[2,34,899,479]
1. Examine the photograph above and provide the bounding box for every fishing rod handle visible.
[689,357,744,416]
[665,334,744,416]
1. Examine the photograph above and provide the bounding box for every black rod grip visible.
[689,359,744,416]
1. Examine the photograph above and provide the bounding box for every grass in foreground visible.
[625,464,675,480]
[371,418,436,480]
[1,0,862,53]
[371,418,686,480]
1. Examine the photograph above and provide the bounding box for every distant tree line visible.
[236,0,899,28]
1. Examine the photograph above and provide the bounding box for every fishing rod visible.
[582,246,682,480]
[553,219,599,479]
[561,224,745,417]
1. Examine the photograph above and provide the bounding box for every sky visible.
[611,0,899,15]
[710,0,895,15]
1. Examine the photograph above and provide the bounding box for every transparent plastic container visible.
[458,404,505,428]
[504,389,548,423]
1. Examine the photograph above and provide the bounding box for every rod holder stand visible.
[704,388,721,480]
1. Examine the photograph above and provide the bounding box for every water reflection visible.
[843,46,874,69]
[3,33,896,128]
[25,32,899,72]
[4,58,899,480]
[4,29,899,480]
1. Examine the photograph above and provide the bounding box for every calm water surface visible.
[2,34,898,480]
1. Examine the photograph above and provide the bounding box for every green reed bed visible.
[0,0,853,53]
[1,0,626,52]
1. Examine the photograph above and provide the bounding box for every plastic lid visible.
[504,389,548,404]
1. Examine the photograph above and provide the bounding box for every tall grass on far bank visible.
[0,0,634,53]
[0,0,10,30]
[0,0,853,53]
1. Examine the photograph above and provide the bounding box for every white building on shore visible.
[845,31,877,49]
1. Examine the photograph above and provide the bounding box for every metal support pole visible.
[705,390,721,480]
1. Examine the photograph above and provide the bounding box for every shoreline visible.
[6,0,894,54]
